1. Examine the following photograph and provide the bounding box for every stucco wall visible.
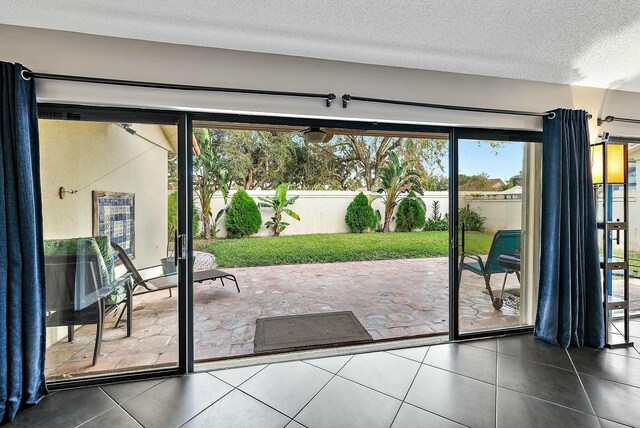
[208,190,520,237]
[40,120,172,346]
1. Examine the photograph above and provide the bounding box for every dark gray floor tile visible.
[405,364,495,428]
[338,351,421,399]
[120,373,232,428]
[391,403,464,427]
[8,387,115,428]
[497,354,593,414]
[497,334,573,370]
[465,338,497,352]
[423,343,497,384]
[496,388,599,428]
[296,376,401,428]
[101,378,166,404]
[613,320,640,338]
[581,373,640,427]
[569,347,640,388]
[599,418,632,428]
[78,406,141,427]
[183,389,290,428]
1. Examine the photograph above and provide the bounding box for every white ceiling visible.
[3,0,640,92]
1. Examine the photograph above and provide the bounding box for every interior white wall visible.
[1,24,640,139]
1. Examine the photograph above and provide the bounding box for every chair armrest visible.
[460,252,484,263]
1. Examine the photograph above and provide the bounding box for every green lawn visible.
[195,231,494,268]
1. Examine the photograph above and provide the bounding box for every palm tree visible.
[257,183,301,236]
[371,151,423,232]
[193,129,227,239]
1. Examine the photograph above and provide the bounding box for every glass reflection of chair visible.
[44,237,131,366]
[458,229,521,310]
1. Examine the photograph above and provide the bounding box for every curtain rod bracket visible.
[597,116,615,126]
[342,94,351,108]
[326,93,336,108]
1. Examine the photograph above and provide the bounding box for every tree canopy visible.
[188,128,450,192]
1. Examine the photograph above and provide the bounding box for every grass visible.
[195,231,494,268]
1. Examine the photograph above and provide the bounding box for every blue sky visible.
[457,140,524,181]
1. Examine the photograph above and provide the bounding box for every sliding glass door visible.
[451,129,542,338]
[38,107,189,384]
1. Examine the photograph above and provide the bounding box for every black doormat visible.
[254,311,373,353]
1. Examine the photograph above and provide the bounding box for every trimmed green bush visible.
[345,192,377,233]
[225,190,262,237]
[395,191,426,232]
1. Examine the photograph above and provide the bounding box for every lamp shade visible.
[591,143,626,184]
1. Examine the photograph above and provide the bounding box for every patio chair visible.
[110,242,240,327]
[44,252,132,366]
[458,229,521,310]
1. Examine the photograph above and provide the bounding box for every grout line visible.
[75,387,143,428]
[420,361,497,387]
[565,348,600,426]
[495,346,498,428]
[208,363,269,389]
[497,386,605,419]
[178,387,236,427]
[290,355,355,423]
[388,346,430,427]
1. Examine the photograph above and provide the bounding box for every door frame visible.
[38,104,547,387]
[449,127,542,341]
[38,104,192,389]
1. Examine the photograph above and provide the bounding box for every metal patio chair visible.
[458,229,521,310]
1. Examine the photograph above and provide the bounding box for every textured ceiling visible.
[3,0,640,92]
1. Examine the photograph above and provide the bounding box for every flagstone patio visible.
[45,257,527,380]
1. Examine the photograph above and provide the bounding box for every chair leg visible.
[115,302,127,329]
[67,325,75,342]
[232,276,240,293]
[93,300,105,366]
[457,258,465,292]
[484,273,496,300]
[169,288,172,298]
[126,282,133,337]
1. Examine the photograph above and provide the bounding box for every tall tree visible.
[193,128,228,239]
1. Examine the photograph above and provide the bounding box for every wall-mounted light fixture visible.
[58,187,78,199]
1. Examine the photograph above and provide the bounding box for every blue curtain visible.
[0,62,48,422]
[534,108,604,348]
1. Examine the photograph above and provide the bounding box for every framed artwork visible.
[93,191,135,262]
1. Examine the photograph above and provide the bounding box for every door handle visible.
[174,233,186,264]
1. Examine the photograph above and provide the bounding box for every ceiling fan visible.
[289,127,335,144]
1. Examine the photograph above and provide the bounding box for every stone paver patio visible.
[46,257,528,380]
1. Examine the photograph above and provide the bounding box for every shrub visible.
[424,200,448,231]
[225,190,262,237]
[424,218,448,231]
[395,191,426,232]
[458,203,485,232]
[345,192,377,233]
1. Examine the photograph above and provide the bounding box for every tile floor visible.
[46,257,524,379]
[15,329,640,428]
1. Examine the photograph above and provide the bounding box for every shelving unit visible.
[593,134,634,349]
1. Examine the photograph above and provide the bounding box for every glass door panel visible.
[455,135,541,336]
[39,117,181,381]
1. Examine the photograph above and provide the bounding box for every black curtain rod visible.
[21,70,336,107]
[341,94,593,120]
[598,116,640,126]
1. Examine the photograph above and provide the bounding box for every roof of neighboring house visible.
[487,178,505,189]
